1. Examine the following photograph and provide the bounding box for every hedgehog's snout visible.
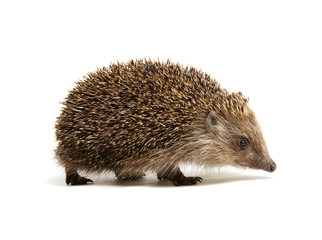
[266,162,276,172]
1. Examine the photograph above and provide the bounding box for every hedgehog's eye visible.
[238,138,249,149]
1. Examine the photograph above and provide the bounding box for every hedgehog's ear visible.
[206,110,218,130]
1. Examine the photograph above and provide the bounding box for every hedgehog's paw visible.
[65,170,93,185]
[172,176,203,186]
[158,167,203,186]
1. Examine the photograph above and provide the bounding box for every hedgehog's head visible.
[205,92,276,172]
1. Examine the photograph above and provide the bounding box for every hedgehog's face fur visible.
[205,108,276,172]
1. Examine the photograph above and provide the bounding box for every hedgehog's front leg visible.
[157,167,202,186]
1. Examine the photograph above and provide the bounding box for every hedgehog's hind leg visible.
[157,167,202,186]
[115,173,146,181]
[65,168,93,185]
[114,168,146,181]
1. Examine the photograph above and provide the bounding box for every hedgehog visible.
[55,59,276,186]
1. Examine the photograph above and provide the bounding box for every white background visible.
[1,0,321,239]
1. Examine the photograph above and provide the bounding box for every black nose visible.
[267,162,276,172]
